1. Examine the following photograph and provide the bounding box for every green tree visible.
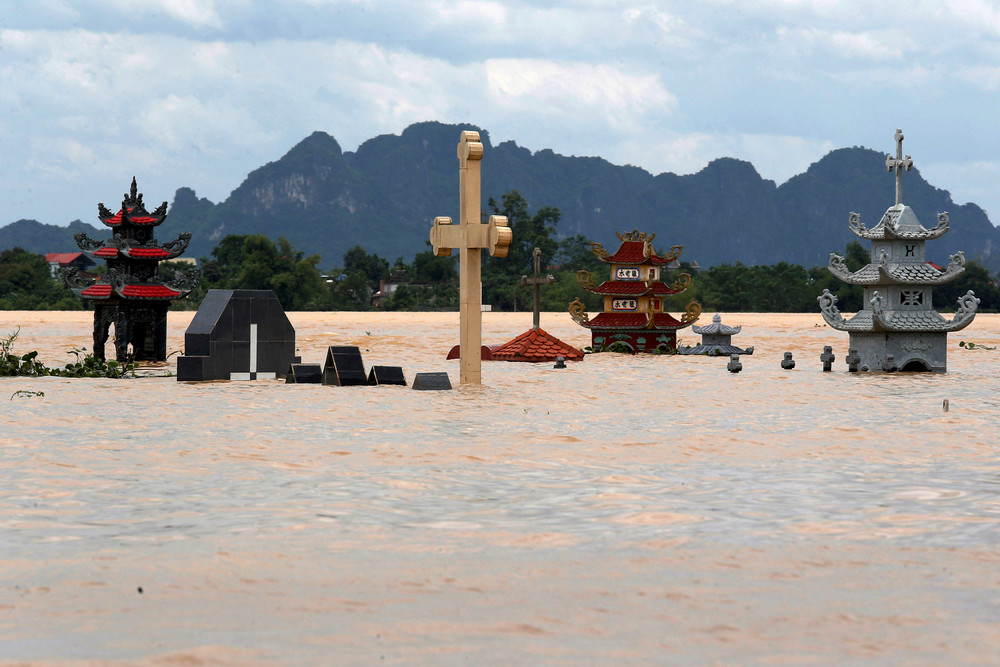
[196,234,331,310]
[0,248,83,310]
[482,191,560,311]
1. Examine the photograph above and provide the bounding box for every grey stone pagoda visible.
[817,129,979,372]
[680,314,754,356]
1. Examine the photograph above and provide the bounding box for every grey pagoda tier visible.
[681,314,754,356]
[817,129,979,372]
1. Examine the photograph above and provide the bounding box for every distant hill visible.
[4,121,998,272]
[0,219,103,255]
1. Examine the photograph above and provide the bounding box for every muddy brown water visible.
[1,311,999,665]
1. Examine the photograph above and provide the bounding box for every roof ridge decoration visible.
[617,229,655,243]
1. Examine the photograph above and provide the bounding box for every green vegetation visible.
[0,247,84,310]
[1,329,135,378]
[4,190,1000,314]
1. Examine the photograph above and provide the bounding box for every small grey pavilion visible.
[817,129,979,372]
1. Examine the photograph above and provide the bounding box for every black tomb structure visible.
[323,346,368,386]
[65,177,199,362]
[176,290,298,381]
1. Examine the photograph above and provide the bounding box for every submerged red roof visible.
[491,328,584,362]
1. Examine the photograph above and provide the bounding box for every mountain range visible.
[3,121,998,272]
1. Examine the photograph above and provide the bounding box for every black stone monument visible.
[412,372,452,391]
[176,289,297,381]
[323,346,368,386]
[368,366,407,386]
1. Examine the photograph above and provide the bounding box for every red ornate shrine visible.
[568,229,700,353]
[65,178,199,361]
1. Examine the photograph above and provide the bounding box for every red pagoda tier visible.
[64,178,199,362]
[568,229,701,353]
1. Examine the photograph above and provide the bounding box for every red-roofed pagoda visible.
[568,229,700,353]
[65,178,199,362]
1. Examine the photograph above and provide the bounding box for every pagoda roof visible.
[818,288,979,333]
[590,230,684,266]
[99,206,167,227]
[827,253,966,286]
[80,282,113,299]
[580,311,692,331]
[79,279,184,301]
[848,205,949,241]
[604,241,670,265]
[590,280,686,297]
[491,328,585,362]
[692,314,742,335]
[97,178,168,228]
[91,246,183,261]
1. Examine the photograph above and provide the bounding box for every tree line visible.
[3,190,1000,312]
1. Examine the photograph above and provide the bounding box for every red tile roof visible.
[125,247,173,259]
[604,241,669,265]
[589,280,684,296]
[491,328,584,362]
[592,280,648,295]
[101,207,163,226]
[585,312,649,329]
[80,283,112,298]
[582,312,691,331]
[93,247,119,258]
[120,284,181,299]
[45,252,89,265]
[650,282,684,296]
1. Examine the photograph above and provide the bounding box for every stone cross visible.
[521,247,554,330]
[429,130,512,385]
[885,128,913,206]
[820,345,835,372]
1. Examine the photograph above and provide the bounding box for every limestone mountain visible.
[4,121,998,272]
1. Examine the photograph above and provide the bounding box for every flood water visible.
[1,311,999,665]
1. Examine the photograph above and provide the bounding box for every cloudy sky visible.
[2,0,999,228]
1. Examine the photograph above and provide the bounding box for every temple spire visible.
[885,128,913,206]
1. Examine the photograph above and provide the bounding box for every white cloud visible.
[102,0,226,28]
[424,0,508,26]
[485,59,675,132]
[774,26,914,61]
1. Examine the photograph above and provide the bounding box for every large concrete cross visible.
[521,247,554,330]
[885,128,913,206]
[429,130,512,385]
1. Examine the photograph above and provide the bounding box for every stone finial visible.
[553,356,567,369]
[820,345,835,372]
[781,352,795,369]
[882,354,898,373]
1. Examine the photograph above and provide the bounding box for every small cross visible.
[429,130,512,385]
[820,345,835,372]
[885,128,913,206]
[521,247,554,330]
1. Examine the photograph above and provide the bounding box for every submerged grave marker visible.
[176,289,297,381]
[429,130,512,384]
